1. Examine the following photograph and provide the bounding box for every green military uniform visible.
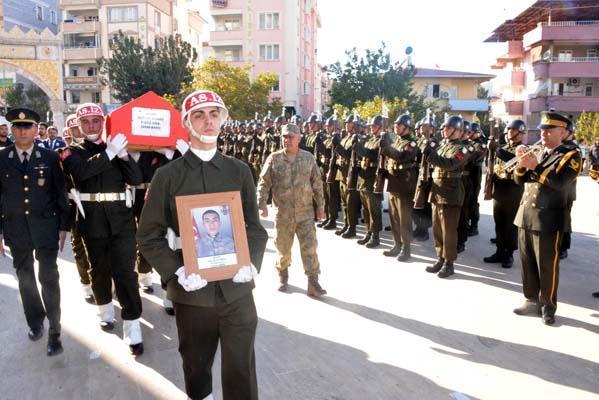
[315,130,340,229]
[136,149,268,399]
[334,131,361,237]
[427,139,468,269]
[381,132,419,259]
[457,141,475,251]
[467,136,487,233]
[412,135,433,239]
[514,142,581,321]
[354,134,383,246]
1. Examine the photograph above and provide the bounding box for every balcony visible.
[447,98,489,112]
[511,69,526,87]
[64,76,100,89]
[63,47,102,60]
[528,95,599,113]
[524,20,599,48]
[533,58,599,79]
[210,29,244,43]
[210,0,243,17]
[505,100,524,116]
[62,20,99,33]
[497,40,525,61]
[59,0,99,7]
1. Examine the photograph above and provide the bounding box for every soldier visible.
[137,90,268,400]
[317,116,341,230]
[513,112,581,325]
[0,122,13,148]
[334,114,361,238]
[61,103,145,355]
[457,121,474,254]
[483,120,526,269]
[195,209,236,257]
[589,137,599,299]
[423,115,468,278]
[412,114,436,241]
[353,115,384,248]
[558,121,581,260]
[0,108,70,356]
[257,123,327,297]
[466,122,487,236]
[380,113,418,261]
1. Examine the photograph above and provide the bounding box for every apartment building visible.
[2,0,61,34]
[486,0,599,130]
[60,0,206,113]
[207,0,321,117]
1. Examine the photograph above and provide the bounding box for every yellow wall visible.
[412,77,483,100]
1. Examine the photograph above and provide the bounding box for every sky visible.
[197,0,537,74]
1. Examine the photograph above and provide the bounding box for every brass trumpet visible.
[494,139,543,175]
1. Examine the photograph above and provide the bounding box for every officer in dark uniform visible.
[0,108,70,356]
[466,122,487,236]
[380,113,418,261]
[423,115,468,278]
[0,121,13,148]
[353,115,384,248]
[316,116,341,230]
[558,121,581,260]
[137,90,268,400]
[484,120,526,269]
[61,103,145,355]
[457,121,474,254]
[412,114,436,241]
[513,111,581,325]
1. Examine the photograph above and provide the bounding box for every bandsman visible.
[466,122,487,236]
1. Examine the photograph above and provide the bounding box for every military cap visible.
[471,122,481,132]
[538,111,571,130]
[274,115,287,124]
[507,119,527,132]
[281,124,301,136]
[443,115,463,129]
[308,113,320,124]
[369,115,384,126]
[325,116,338,127]
[6,108,40,126]
[394,113,412,128]
[462,120,471,132]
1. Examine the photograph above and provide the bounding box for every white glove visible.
[233,264,258,283]
[176,139,190,155]
[129,151,141,162]
[175,266,207,292]
[156,147,175,160]
[106,133,127,160]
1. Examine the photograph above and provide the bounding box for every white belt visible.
[79,192,126,201]
[167,228,182,250]
[135,183,151,189]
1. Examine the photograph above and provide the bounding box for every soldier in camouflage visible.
[257,124,327,297]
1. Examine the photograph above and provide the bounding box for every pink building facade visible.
[208,0,321,118]
[486,1,599,131]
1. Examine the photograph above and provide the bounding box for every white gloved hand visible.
[106,133,127,160]
[232,264,258,283]
[175,266,208,292]
[156,147,175,160]
[176,139,190,155]
[117,141,129,159]
[129,151,141,162]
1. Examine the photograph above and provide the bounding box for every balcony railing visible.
[540,20,599,27]
[62,20,99,33]
[550,56,599,63]
[63,47,102,60]
[64,76,99,84]
[59,0,99,6]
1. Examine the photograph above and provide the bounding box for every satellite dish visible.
[405,46,413,55]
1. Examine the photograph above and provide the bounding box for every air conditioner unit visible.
[568,78,580,86]
[441,91,450,98]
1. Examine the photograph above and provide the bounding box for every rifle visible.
[346,134,360,191]
[326,133,340,184]
[483,120,498,201]
[373,134,387,194]
[413,144,431,209]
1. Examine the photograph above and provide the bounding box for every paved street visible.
[0,177,598,400]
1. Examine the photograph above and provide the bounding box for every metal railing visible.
[551,56,599,62]
[540,20,599,27]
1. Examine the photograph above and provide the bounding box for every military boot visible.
[513,300,542,316]
[323,219,337,230]
[278,270,289,292]
[317,218,329,228]
[501,251,514,269]
[484,248,505,264]
[341,225,357,239]
[357,232,372,245]
[397,245,411,262]
[437,261,454,278]
[426,258,444,273]
[335,224,349,236]
[365,232,380,248]
[383,244,402,257]
[307,274,327,297]
[467,224,479,237]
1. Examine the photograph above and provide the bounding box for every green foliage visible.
[575,112,599,143]
[325,42,427,117]
[179,58,282,121]
[4,83,49,120]
[98,31,197,103]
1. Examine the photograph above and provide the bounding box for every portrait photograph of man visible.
[193,207,237,268]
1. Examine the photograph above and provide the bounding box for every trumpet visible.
[590,164,599,182]
[494,139,543,176]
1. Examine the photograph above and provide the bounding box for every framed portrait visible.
[175,191,250,282]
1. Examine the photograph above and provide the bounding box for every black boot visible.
[383,244,402,257]
[323,219,337,230]
[341,225,357,239]
[413,229,429,242]
[317,218,329,228]
[365,232,380,248]
[357,232,372,245]
[335,224,349,236]
[559,250,568,260]
[397,246,411,262]
[484,248,505,263]
[437,261,454,278]
[501,251,514,269]
[467,224,479,237]
[457,242,465,254]
[46,333,63,357]
[426,258,444,273]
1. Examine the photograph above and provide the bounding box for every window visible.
[588,49,597,59]
[108,7,138,22]
[35,5,43,21]
[304,81,310,95]
[92,92,101,103]
[558,83,564,96]
[558,50,572,61]
[304,54,310,68]
[258,12,279,30]
[87,67,96,76]
[51,11,57,25]
[154,11,161,28]
[432,84,440,98]
[259,44,279,61]
[272,76,280,92]
[304,0,310,10]
[586,85,593,96]
[71,91,81,104]
[71,68,78,77]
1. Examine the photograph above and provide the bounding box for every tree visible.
[325,42,427,117]
[4,83,49,119]
[476,84,491,137]
[575,112,599,143]
[98,31,197,103]
[175,58,281,121]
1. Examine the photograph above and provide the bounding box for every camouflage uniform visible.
[196,233,235,257]
[257,149,324,276]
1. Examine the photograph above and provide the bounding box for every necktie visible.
[22,151,29,169]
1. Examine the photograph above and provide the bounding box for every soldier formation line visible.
[0,89,597,400]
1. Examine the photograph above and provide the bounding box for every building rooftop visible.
[485,0,599,42]
[413,68,494,79]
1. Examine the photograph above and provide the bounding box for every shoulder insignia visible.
[410,142,417,147]
[8,151,14,159]
[462,147,468,154]
[59,148,72,161]
[456,151,464,161]
[569,157,580,171]
[35,151,41,158]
